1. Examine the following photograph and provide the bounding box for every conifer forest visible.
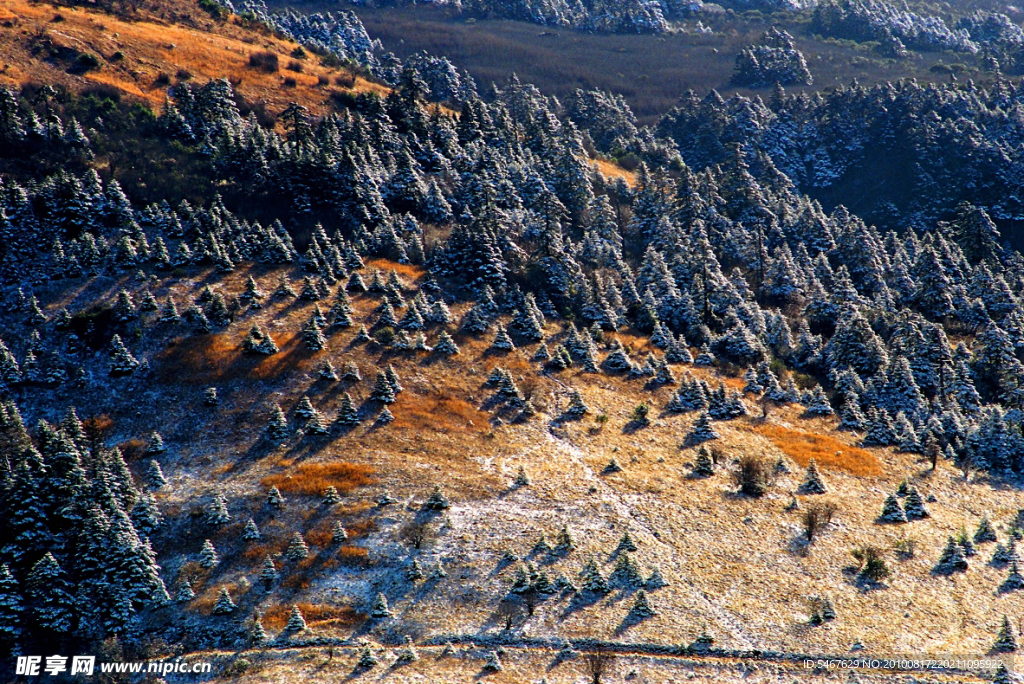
[5,0,1024,679]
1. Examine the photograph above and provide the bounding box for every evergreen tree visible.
[631,589,656,618]
[903,487,929,519]
[285,532,309,561]
[935,536,968,574]
[565,389,588,417]
[266,403,290,441]
[26,552,73,635]
[798,459,826,494]
[267,486,285,508]
[879,494,907,523]
[358,644,378,668]
[211,587,236,615]
[370,591,392,617]
[370,371,397,403]
[109,334,139,375]
[687,412,719,444]
[993,614,1017,652]
[580,557,609,594]
[0,564,22,649]
[243,518,260,541]
[199,539,218,568]
[975,516,997,544]
[284,604,307,632]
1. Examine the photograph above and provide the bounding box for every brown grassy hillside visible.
[0,0,385,115]
[13,258,1019,683]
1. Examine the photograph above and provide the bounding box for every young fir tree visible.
[284,605,307,633]
[371,371,397,403]
[205,493,231,527]
[799,459,827,494]
[285,532,310,561]
[975,516,998,544]
[147,459,167,489]
[565,389,588,417]
[109,334,139,375]
[395,636,419,664]
[903,487,929,520]
[341,361,362,381]
[631,589,657,618]
[303,316,327,351]
[332,521,349,543]
[268,486,285,508]
[879,494,907,523]
[176,577,195,602]
[323,486,342,505]
[243,518,260,541]
[357,644,378,668]
[266,404,290,441]
[687,412,719,444]
[199,539,218,568]
[370,592,392,618]
[251,612,268,644]
[693,446,714,477]
[993,614,1017,652]
[212,587,236,615]
[935,536,969,574]
[434,331,459,355]
[1001,560,1024,593]
[483,650,503,672]
[580,557,610,594]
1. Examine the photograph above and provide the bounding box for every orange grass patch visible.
[752,422,881,477]
[262,603,364,630]
[593,158,637,187]
[261,462,376,496]
[392,388,489,433]
[364,258,426,283]
[155,331,311,384]
[336,545,370,567]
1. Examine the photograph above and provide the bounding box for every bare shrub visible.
[802,501,838,542]
[248,51,278,73]
[732,454,774,497]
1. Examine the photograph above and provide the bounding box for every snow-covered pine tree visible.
[935,536,968,574]
[798,459,826,494]
[199,539,218,568]
[284,605,307,632]
[878,494,907,523]
[211,587,236,615]
[687,412,719,444]
[285,531,309,561]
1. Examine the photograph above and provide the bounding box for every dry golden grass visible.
[154,330,312,384]
[752,422,882,477]
[0,0,385,115]
[335,545,369,567]
[593,158,637,187]
[363,258,426,283]
[393,387,489,434]
[262,603,364,630]
[261,462,376,496]
[304,525,333,548]
[242,542,284,562]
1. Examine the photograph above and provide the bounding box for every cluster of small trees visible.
[731,28,813,87]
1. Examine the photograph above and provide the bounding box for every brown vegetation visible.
[260,462,376,496]
[753,423,881,477]
[262,603,364,630]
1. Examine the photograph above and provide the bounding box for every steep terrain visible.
[0,0,383,115]
[3,0,1024,682]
